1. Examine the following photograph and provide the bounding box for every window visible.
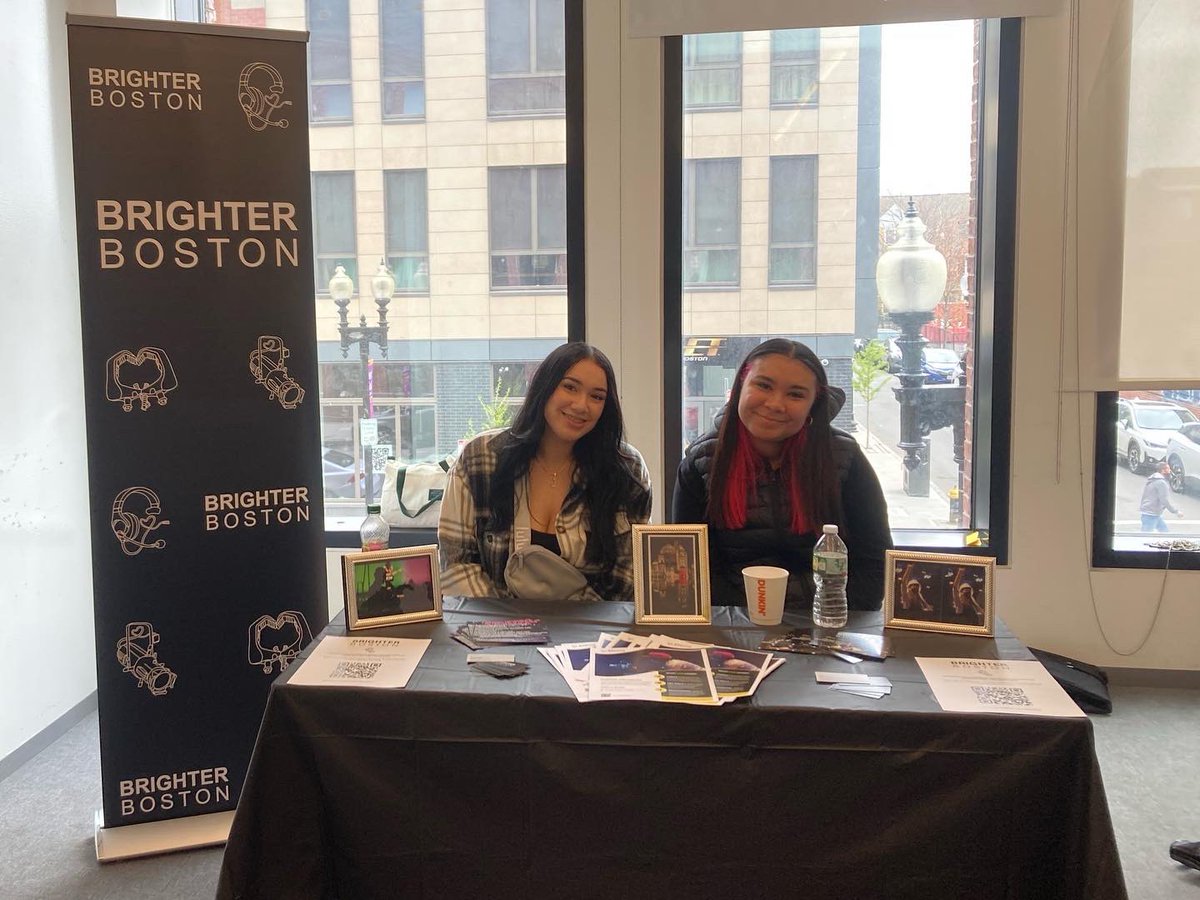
[488,166,567,289]
[771,29,819,107]
[769,155,817,286]
[684,158,740,288]
[668,20,1017,560]
[384,170,429,293]
[380,0,425,119]
[309,0,352,123]
[319,362,437,502]
[312,172,357,293]
[1092,0,1200,569]
[684,33,741,110]
[486,0,565,116]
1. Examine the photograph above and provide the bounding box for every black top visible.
[530,529,562,556]
[672,427,892,610]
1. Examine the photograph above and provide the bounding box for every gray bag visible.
[504,543,589,601]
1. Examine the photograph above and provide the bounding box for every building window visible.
[384,170,429,293]
[684,32,741,110]
[668,20,1017,560]
[488,166,566,290]
[308,0,352,123]
[684,158,740,288]
[312,172,357,293]
[769,155,817,286]
[770,29,819,107]
[486,0,565,117]
[380,0,425,119]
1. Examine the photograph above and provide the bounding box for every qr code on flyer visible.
[971,685,1033,707]
[330,661,383,681]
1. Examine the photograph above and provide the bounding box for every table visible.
[216,598,1126,899]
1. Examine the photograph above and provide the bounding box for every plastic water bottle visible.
[359,504,389,551]
[812,524,848,629]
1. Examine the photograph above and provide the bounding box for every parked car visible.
[921,347,963,384]
[887,340,963,383]
[1165,421,1200,495]
[1116,397,1197,473]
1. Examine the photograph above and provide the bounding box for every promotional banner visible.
[66,16,328,830]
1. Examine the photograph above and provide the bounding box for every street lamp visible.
[329,259,394,506]
[876,199,965,499]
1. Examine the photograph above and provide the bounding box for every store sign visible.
[66,16,328,830]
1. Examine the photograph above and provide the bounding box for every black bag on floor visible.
[1028,647,1112,715]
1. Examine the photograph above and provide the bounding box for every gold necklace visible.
[533,456,572,488]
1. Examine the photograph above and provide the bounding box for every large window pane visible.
[380,0,425,119]
[384,170,429,292]
[313,172,357,292]
[676,22,994,545]
[309,0,352,123]
[487,0,565,115]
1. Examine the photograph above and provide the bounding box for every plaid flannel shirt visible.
[438,429,652,602]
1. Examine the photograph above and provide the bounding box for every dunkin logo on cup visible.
[756,579,767,616]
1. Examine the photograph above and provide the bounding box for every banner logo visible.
[248,611,313,673]
[116,622,177,696]
[88,67,203,112]
[118,766,230,817]
[111,486,171,556]
[204,485,311,531]
[249,335,304,408]
[237,62,291,132]
[106,347,178,411]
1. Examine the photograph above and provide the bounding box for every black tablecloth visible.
[216,598,1126,900]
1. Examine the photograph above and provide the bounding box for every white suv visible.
[1116,398,1196,473]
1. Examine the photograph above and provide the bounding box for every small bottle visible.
[812,524,848,629]
[359,504,389,551]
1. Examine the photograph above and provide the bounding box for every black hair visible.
[489,342,645,567]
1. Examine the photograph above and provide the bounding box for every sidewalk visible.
[851,430,957,531]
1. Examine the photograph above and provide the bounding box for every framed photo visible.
[632,524,711,625]
[884,550,995,637]
[342,545,442,631]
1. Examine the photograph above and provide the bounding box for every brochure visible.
[287,635,430,689]
[916,657,1086,717]
[450,617,550,649]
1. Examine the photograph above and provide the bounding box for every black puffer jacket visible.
[672,427,892,610]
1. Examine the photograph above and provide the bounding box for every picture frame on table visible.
[632,524,711,625]
[342,545,442,631]
[883,550,995,637]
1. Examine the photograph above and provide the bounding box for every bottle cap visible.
[366,504,382,514]
[822,524,838,534]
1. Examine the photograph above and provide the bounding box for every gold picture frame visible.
[632,524,711,624]
[884,550,995,637]
[342,545,443,631]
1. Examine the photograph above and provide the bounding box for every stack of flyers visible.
[451,617,550,650]
[815,671,892,699]
[538,631,785,704]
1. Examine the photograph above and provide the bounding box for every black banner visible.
[66,17,327,828]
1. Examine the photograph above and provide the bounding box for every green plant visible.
[462,377,516,442]
[851,340,891,449]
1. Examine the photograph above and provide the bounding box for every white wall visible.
[0,0,113,761]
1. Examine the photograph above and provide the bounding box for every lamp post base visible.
[902,437,931,497]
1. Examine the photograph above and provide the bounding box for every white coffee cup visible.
[742,565,789,626]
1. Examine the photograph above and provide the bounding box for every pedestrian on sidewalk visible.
[1139,461,1183,533]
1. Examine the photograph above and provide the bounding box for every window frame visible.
[767,153,818,288]
[487,164,569,293]
[383,168,430,295]
[662,19,1018,566]
[1092,392,1200,570]
[683,157,742,290]
[683,32,743,111]
[308,0,354,125]
[485,0,567,119]
[378,0,426,122]
[312,171,358,296]
[769,28,820,109]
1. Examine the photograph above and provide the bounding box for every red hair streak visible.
[721,420,810,533]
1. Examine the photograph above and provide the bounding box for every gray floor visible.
[0,686,1198,899]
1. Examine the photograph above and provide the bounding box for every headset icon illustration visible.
[237,62,291,132]
[110,486,171,557]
